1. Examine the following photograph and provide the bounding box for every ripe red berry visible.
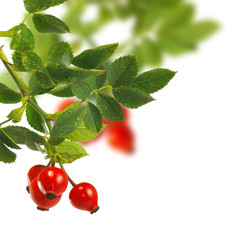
[55,98,76,112]
[37,167,68,200]
[69,182,99,214]
[29,177,62,211]
[106,124,135,154]
[27,164,46,186]
[103,105,129,126]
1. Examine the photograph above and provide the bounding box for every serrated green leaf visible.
[130,68,176,94]
[0,129,21,150]
[50,105,85,139]
[72,80,91,100]
[29,73,50,95]
[96,93,124,121]
[87,72,107,90]
[46,64,104,84]
[72,43,118,69]
[12,51,26,71]
[26,98,47,133]
[24,0,51,13]
[22,51,43,71]
[2,126,30,144]
[68,121,106,142]
[25,138,40,151]
[33,14,70,34]
[57,140,88,163]
[50,84,74,97]
[108,56,138,87]
[48,137,65,146]
[35,67,56,89]
[112,86,155,109]
[0,83,21,104]
[0,140,16,163]
[24,0,67,12]
[48,42,73,66]
[10,24,34,52]
[84,102,103,132]
[24,130,46,144]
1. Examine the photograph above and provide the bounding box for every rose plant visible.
[0,0,176,212]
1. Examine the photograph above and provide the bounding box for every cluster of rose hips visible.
[27,164,99,213]
[56,98,135,154]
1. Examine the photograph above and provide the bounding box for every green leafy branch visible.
[0,0,176,165]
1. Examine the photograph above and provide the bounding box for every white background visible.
[0,0,240,239]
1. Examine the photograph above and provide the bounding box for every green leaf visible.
[72,43,118,69]
[22,51,43,71]
[112,86,155,109]
[48,137,65,146]
[48,42,73,66]
[24,0,67,13]
[87,72,107,90]
[26,98,47,133]
[35,68,56,89]
[0,83,21,104]
[33,14,70,34]
[130,68,176,94]
[72,80,91,100]
[24,130,46,144]
[107,56,138,87]
[46,64,104,84]
[84,102,103,132]
[50,84,74,97]
[96,93,124,121]
[169,20,219,44]
[29,73,50,95]
[57,140,88,163]
[7,105,26,123]
[133,38,163,67]
[0,140,16,163]
[161,4,195,30]
[24,0,51,13]
[50,105,85,140]
[12,51,26,71]
[2,126,30,144]
[10,24,34,52]
[68,122,106,142]
[0,129,21,150]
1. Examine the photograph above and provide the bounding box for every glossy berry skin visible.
[37,167,68,199]
[30,177,62,211]
[103,105,129,126]
[69,182,99,214]
[55,98,76,112]
[106,123,135,154]
[27,164,46,186]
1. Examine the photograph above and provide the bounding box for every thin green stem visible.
[21,13,31,24]
[0,48,28,96]
[0,118,12,127]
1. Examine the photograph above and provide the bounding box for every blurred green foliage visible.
[1,0,219,88]
[63,0,219,67]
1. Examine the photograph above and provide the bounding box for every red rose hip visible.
[37,167,68,200]
[27,164,46,186]
[69,182,99,214]
[30,177,62,211]
[106,124,135,154]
